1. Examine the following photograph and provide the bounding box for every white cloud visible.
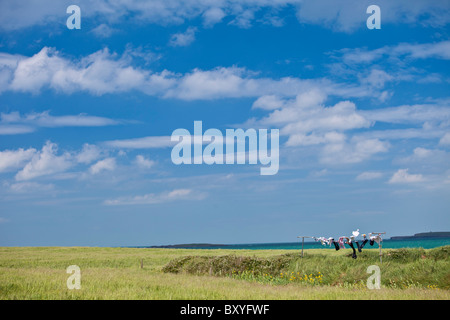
[89,158,116,174]
[202,7,226,27]
[361,103,450,125]
[0,125,35,135]
[281,100,371,134]
[320,137,389,165]
[104,188,205,205]
[359,69,393,89]
[396,147,450,167]
[134,155,155,169]
[165,66,254,100]
[0,47,176,96]
[296,1,450,33]
[169,27,197,47]
[356,171,383,181]
[8,181,54,193]
[1,111,119,128]
[104,136,175,149]
[285,131,345,147]
[2,0,447,32]
[389,169,424,184]
[229,9,255,28]
[90,24,117,38]
[439,133,450,146]
[257,90,370,136]
[15,141,72,181]
[252,95,284,110]
[0,147,36,172]
[76,144,103,164]
[338,40,450,65]
[0,47,378,100]
[412,147,433,158]
[251,89,373,153]
[0,1,291,31]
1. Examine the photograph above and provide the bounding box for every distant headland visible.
[149,243,231,249]
[148,231,450,248]
[390,231,450,240]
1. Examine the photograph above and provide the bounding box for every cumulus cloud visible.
[320,137,389,165]
[134,155,155,169]
[169,27,198,47]
[245,88,396,165]
[15,141,72,181]
[439,133,450,146]
[90,24,117,38]
[356,171,383,181]
[252,95,285,110]
[389,169,424,184]
[1,0,448,32]
[0,147,36,172]
[89,158,116,174]
[360,103,450,136]
[396,147,450,167]
[104,188,206,205]
[202,7,226,27]
[76,144,103,164]
[257,90,370,134]
[0,1,293,31]
[296,0,450,33]
[0,47,378,100]
[359,69,393,89]
[0,47,176,95]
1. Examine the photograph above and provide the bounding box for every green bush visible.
[162,246,450,289]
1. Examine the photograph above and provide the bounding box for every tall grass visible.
[162,246,450,290]
[0,246,449,300]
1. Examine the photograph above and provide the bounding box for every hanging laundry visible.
[369,233,383,246]
[338,236,347,249]
[347,235,358,259]
[355,234,368,252]
[328,237,340,251]
[348,241,357,259]
[312,236,327,246]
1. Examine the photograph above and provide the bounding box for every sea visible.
[150,238,450,250]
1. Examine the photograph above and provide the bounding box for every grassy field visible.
[0,246,449,300]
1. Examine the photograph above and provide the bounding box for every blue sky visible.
[0,0,449,246]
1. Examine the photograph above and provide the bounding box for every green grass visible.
[0,246,449,300]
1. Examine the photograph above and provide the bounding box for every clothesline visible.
[297,230,386,260]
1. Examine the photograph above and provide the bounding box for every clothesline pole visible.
[371,232,386,264]
[302,237,304,258]
[297,236,313,258]
[380,243,382,264]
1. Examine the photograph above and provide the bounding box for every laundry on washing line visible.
[369,233,383,246]
[310,230,384,259]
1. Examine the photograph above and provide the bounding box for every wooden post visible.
[371,232,386,264]
[140,259,143,269]
[379,243,382,264]
[301,237,304,258]
[297,236,313,258]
